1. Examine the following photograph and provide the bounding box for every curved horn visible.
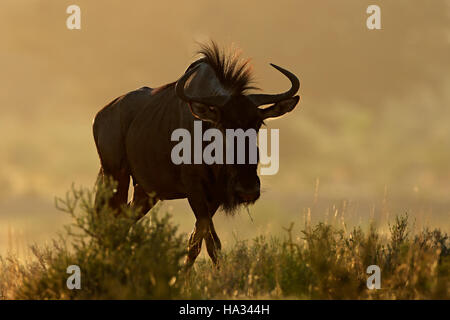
[175,65,229,107]
[248,64,300,106]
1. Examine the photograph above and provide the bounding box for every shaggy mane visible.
[195,41,258,95]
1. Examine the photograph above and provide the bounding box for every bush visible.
[5,184,186,299]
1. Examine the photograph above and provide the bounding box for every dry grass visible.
[0,185,448,300]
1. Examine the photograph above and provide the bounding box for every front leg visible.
[185,196,221,267]
[186,217,210,267]
[205,202,221,265]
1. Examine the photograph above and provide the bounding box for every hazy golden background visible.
[1,0,449,258]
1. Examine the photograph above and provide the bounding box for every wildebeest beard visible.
[218,165,258,216]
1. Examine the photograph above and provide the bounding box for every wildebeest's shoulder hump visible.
[119,86,154,108]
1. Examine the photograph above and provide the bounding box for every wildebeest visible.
[93,42,300,266]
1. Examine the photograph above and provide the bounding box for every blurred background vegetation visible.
[0,0,449,260]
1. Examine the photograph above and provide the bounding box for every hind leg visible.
[129,184,159,221]
[95,165,130,214]
[93,104,131,214]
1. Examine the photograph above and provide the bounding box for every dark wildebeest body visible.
[93,42,300,266]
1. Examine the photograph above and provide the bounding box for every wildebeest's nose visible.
[238,191,260,202]
[235,183,260,202]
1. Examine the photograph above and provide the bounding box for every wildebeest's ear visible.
[258,96,300,120]
[189,102,221,123]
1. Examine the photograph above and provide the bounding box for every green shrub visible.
[8,184,186,299]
